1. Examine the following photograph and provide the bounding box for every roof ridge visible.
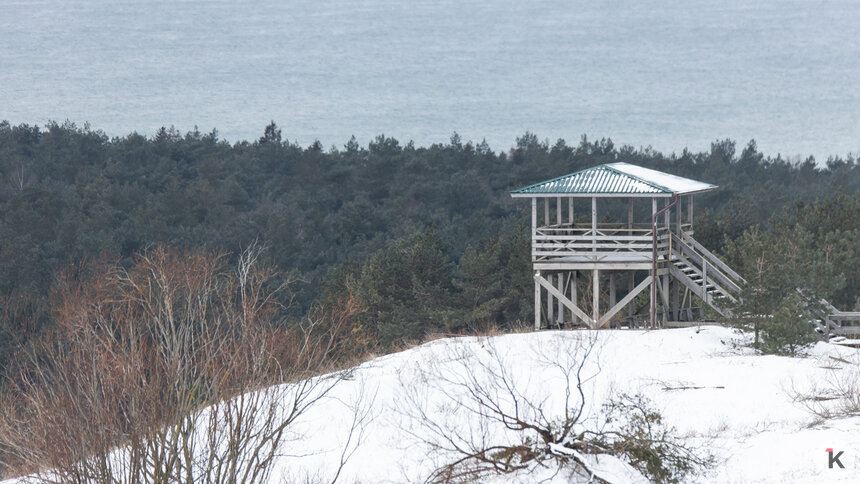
[604,163,673,193]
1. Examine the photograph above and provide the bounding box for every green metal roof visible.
[510,162,717,197]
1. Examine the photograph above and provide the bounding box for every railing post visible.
[591,197,597,254]
[702,260,708,305]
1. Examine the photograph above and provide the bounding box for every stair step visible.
[690,279,716,288]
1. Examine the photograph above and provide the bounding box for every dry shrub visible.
[396,333,713,484]
[790,353,860,421]
[0,245,360,483]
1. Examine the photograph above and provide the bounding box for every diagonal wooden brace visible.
[598,275,653,327]
[535,274,595,327]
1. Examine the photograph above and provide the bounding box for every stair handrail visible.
[667,264,732,318]
[670,233,742,296]
[678,231,746,284]
[670,250,738,303]
[795,288,845,329]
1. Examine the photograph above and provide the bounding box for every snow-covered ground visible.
[275,327,860,483]
[9,327,860,483]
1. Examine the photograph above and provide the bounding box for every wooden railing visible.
[799,292,860,337]
[532,223,672,261]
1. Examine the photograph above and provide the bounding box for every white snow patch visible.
[609,162,716,193]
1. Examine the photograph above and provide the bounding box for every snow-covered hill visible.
[9,326,860,483]
[274,326,860,483]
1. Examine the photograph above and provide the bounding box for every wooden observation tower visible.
[511,163,745,330]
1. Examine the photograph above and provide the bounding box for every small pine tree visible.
[725,225,843,354]
[760,293,818,355]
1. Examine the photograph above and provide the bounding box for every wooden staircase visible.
[666,231,743,319]
[799,291,860,339]
[664,233,860,338]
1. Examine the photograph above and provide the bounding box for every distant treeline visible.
[0,120,858,358]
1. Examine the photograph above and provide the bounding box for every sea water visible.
[1,0,858,159]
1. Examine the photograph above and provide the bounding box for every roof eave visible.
[509,185,718,198]
[674,186,718,196]
[510,192,675,198]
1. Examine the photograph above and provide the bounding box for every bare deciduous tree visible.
[395,332,712,484]
[395,333,604,482]
[0,245,367,484]
[8,163,32,192]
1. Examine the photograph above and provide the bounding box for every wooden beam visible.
[831,312,860,320]
[628,272,635,319]
[569,197,574,224]
[556,197,562,225]
[688,195,694,229]
[664,197,670,231]
[628,199,634,321]
[533,234,654,241]
[547,272,554,326]
[571,271,578,324]
[591,197,597,254]
[663,198,670,326]
[545,198,550,227]
[592,269,599,326]
[651,197,657,329]
[672,196,681,319]
[628,198,633,230]
[661,270,670,325]
[664,321,722,328]
[556,273,563,326]
[534,262,653,271]
[534,273,541,330]
[599,275,652,326]
[535,274,594,326]
[609,273,616,320]
[672,276,680,321]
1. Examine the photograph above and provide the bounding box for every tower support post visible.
[535,271,541,330]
